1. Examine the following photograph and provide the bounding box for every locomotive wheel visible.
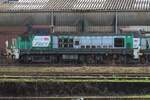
[140,56,146,64]
[119,55,126,64]
[49,55,58,64]
[95,55,103,64]
[58,55,63,64]
[147,55,150,63]
[126,55,133,64]
[19,55,28,63]
[19,55,24,63]
[104,54,113,64]
[122,55,127,64]
[79,55,86,64]
[86,55,96,64]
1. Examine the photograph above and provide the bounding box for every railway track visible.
[0,72,150,77]
[0,96,149,100]
[0,73,150,83]
[0,65,149,82]
[0,63,149,67]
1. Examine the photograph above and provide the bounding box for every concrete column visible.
[51,11,54,33]
[115,11,118,34]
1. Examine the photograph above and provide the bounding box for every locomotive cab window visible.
[114,38,124,47]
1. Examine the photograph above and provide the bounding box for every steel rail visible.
[0,73,150,80]
[0,63,148,67]
[0,96,148,99]
[0,72,150,76]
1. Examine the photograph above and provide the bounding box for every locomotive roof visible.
[0,0,150,12]
[32,33,134,36]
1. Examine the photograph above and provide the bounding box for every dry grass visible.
[0,66,149,73]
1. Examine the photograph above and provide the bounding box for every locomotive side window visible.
[75,41,79,45]
[97,46,101,48]
[92,45,96,48]
[81,45,85,48]
[114,38,124,47]
[86,45,90,48]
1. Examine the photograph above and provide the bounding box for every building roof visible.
[0,0,150,12]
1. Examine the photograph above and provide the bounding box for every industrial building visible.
[0,0,150,51]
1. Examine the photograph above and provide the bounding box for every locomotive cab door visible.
[132,33,141,59]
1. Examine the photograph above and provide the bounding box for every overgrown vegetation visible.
[0,82,149,96]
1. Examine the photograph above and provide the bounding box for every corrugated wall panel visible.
[0,12,150,26]
[84,12,115,26]
[54,26,78,33]
[85,26,113,33]
[118,12,150,26]
[54,12,81,26]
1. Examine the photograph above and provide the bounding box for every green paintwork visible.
[15,34,52,50]
[14,33,136,50]
[125,34,133,48]
[16,36,31,49]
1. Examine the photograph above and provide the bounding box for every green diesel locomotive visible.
[7,32,150,64]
